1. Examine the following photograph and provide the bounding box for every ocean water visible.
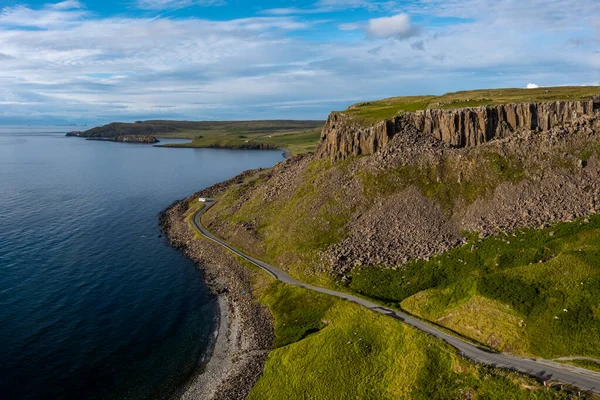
[0,128,283,399]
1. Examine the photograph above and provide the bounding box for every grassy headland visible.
[70,120,324,156]
[343,86,600,124]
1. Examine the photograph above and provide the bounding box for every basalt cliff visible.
[317,96,600,160]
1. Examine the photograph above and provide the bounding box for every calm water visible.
[0,128,283,399]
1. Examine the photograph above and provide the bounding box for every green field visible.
[164,127,322,155]
[343,86,600,124]
[246,281,576,399]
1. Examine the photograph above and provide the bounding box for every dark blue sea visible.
[0,127,283,400]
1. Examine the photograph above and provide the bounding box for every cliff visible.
[317,96,600,160]
[85,135,159,144]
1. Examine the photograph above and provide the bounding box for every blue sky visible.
[0,0,598,125]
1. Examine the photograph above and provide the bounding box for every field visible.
[343,86,600,124]
[163,127,322,155]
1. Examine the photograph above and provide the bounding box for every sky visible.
[0,0,598,125]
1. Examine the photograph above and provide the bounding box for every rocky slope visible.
[202,108,600,280]
[318,96,600,160]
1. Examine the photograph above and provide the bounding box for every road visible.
[193,200,600,394]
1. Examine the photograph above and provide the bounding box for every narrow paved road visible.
[194,200,600,394]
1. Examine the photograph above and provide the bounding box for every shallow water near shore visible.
[0,128,283,400]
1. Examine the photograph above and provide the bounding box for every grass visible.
[342,86,600,125]
[259,282,336,348]
[347,215,600,359]
[164,127,323,155]
[249,282,577,399]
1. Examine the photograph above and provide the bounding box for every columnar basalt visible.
[317,97,600,160]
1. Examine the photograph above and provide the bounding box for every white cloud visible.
[135,0,224,11]
[367,13,418,40]
[315,0,395,11]
[526,83,539,89]
[338,23,361,31]
[0,3,87,28]
[50,0,83,10]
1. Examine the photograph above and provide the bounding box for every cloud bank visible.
[0,0,598,124]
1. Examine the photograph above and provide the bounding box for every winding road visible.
[194,200,600,394]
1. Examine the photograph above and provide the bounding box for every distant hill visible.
[67,120,325,139]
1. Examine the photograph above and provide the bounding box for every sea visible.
[0,127,283,399]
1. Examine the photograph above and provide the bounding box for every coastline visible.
[160,174,274,400]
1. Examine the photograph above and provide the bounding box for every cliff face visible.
[85,135,159,144]
[316,113,396,160]
[317,97,600,160]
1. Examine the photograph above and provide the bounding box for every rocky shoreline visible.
[159,179,273,400]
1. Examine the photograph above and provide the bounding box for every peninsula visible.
[68,120,324,155]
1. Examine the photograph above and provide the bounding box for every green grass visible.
[249,283,576,399]
[164,128,322,155]
[347,215,600,359]
[259,282,336,348]
[342,86,600,125]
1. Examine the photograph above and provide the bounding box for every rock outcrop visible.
[85,135,159,144]
[318,96,600,160]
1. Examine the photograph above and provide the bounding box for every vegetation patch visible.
[258,282,336,348]
[348,215,600,358]
[342,86,600,125]
[204,158,356,285]
[249,283,576,399]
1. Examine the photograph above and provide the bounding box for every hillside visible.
[68,120,324,155]
[198,86,600,366]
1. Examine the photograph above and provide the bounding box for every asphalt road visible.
[193,200,600,394]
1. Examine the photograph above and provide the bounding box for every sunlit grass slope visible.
[349,215,600,358]
[248,282,575,400]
